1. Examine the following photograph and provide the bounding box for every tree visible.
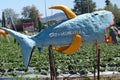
[113,4,120,27]
[104,0,113,11]
[105,0,110,5]
[104,1,120,27]
[21,6,31,18]
[21,5,40,29]
[3,8,19,24]
[72,0,96,15]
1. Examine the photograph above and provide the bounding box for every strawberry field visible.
[0,36,120,79]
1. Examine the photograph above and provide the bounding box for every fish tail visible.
[19,37,36,69]
[0,27,36,68]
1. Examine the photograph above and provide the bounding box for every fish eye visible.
[94,13,98,15]
[91,13,98,17]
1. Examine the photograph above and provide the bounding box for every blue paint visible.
[0,10,114,68]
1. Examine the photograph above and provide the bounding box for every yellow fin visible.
[0,29,8,38]
[49,5,76,19]
[54,34,82,54]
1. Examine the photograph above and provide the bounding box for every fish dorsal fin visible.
[49,5,76,19]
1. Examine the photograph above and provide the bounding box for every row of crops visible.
[0,36,120,78]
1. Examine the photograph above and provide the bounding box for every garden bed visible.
[0,36,120,79]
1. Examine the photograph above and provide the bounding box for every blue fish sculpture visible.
[0,6,114,68]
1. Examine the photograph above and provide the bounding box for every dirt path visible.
[38,74,120,80]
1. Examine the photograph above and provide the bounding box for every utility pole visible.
[44,0,47,23]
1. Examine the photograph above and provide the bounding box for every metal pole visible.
[44,0,47,22]
[48,45,56,80]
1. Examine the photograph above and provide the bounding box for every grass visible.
[0,36,120,79]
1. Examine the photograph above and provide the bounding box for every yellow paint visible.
[0,29,8,38]
[55,34,82,54]
[49,5,76,19]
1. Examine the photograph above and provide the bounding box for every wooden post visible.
[48,45,57,80]
[94,41,98,80]
[97,49,100,80]
[93,63,96,80]
[94,41,100,80]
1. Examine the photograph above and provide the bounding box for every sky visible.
[0,0,120,18]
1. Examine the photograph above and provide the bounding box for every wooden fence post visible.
[48,45,57,80]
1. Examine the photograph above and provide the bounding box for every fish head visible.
[92,10,114,29]
[91,10,114,43]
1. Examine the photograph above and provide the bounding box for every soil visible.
[38,74,120,80]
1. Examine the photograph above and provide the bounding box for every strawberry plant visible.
[0,36,120,78]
